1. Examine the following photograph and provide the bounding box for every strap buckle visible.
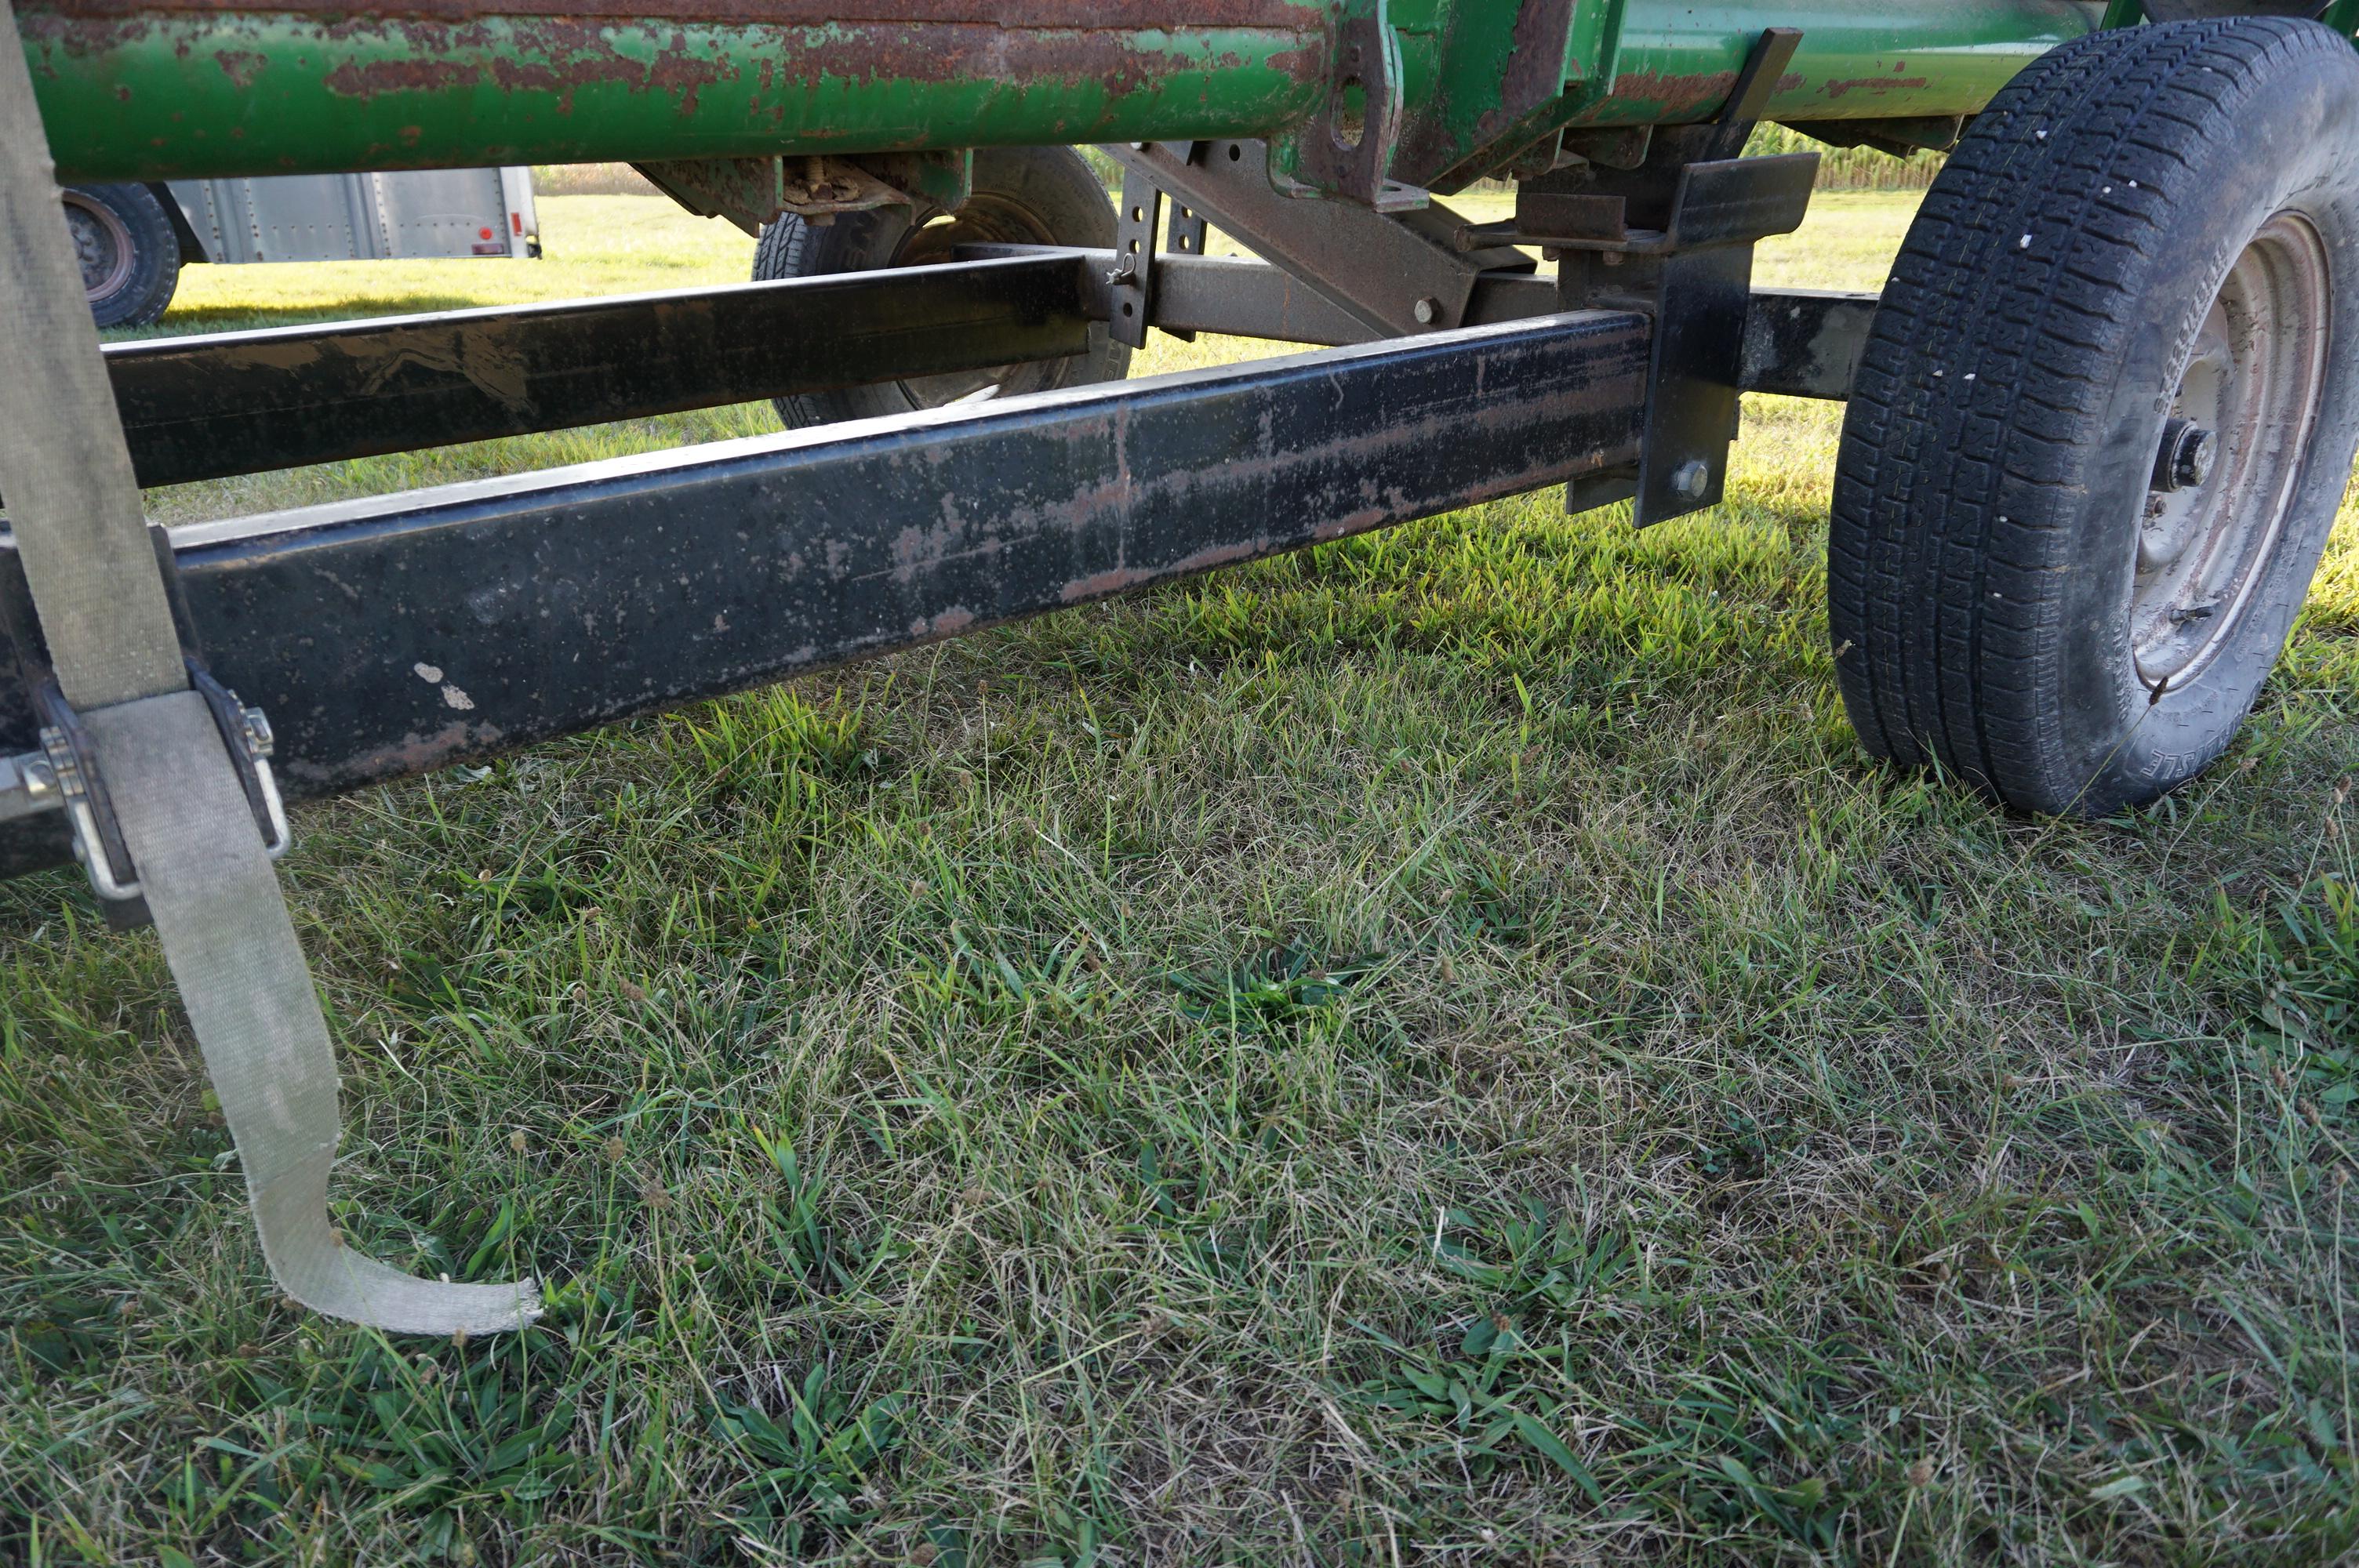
[5,662,289,903]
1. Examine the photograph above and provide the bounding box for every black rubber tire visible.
[1829,18,2359,817]
[752,146,1130,429]
[64,183,180,330]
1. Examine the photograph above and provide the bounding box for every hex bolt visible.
[2152,418,2218,492]
[1671,460,1712,499]
[1412,296,1441,325]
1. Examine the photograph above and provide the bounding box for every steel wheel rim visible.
[2129,211,2332,687]
[890,194,1079,408]
[61,191,135,303]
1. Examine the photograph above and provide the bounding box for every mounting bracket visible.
[1109,164,1165,350]
[1101,140,1529,339]
[1546,28,1818,527]
[1273,0,1425,211]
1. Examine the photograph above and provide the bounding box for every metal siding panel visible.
[344,172,387,260]
[372,168,513,259]
[242,174,362,261]
[162,180,223,263]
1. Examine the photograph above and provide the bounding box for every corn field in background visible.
[529,162,663,195]
[1743,122,1945,189]
[532,131,1939,206]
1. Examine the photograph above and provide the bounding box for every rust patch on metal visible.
[302,16,733,110]
[36,0,1321,25]
[1394,0,1578,189]
[1597,67,1809,122]
[1819,74,1932,102]
[269,15,1290,118]
[297,716,500,788]
[212,45,263,86]
[1600,67,1742,120]
[1060,537,1266,603]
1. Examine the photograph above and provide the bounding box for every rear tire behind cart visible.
[754,145,1131,429]
[1830,17,2359,816]
[64,182,180,329]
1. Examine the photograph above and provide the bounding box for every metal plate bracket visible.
[1278,1,1424,211]
[1466,154,1817,256]
[1167,197,1211,261]
[1630,244,1756,527]
[1109,165,1164,350]
[1102,140,1529,339]
[1550,27,1818,527]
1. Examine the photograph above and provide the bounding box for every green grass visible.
[6,191,2359,1565]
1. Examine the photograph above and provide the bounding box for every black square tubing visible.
[1,310,1657,879]
[34,252,1872,496]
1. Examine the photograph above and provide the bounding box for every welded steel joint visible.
[1278,0,1418,209]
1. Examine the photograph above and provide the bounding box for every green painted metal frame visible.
[24,0,2107,191]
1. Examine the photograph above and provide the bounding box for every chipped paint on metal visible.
[50,0,1321,20]
[20,6,1331,180]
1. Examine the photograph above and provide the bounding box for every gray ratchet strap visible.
[0,5,537,1334]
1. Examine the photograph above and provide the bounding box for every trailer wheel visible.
[753,146,1129,428]
[63,183,180,329]
[1829,17,2359,817]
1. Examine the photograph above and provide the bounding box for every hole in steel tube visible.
[1332,78,1366,151]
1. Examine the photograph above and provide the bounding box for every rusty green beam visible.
[1577,0,2103,128]
[20,1,1333,181]
[20,0,2103,186]
[1376,0,2100,193]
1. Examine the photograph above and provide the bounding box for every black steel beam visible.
[961,243,1873,398]
[86,243,1870,503]
[1739,288,1877,401]
[104,256,1092,489]
[0,310,1650,878]
[960,244,1560,347]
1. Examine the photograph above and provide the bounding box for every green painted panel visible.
[1572,0,2106,126]
[20,9,1330,182]
[21,0,2106,186]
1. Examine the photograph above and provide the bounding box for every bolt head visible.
[1412,296,1440,325]
[1671,459,1712,500]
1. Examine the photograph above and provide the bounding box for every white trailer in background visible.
[63,166,540,328]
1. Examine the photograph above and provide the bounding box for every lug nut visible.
[2153,418,2218,492]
